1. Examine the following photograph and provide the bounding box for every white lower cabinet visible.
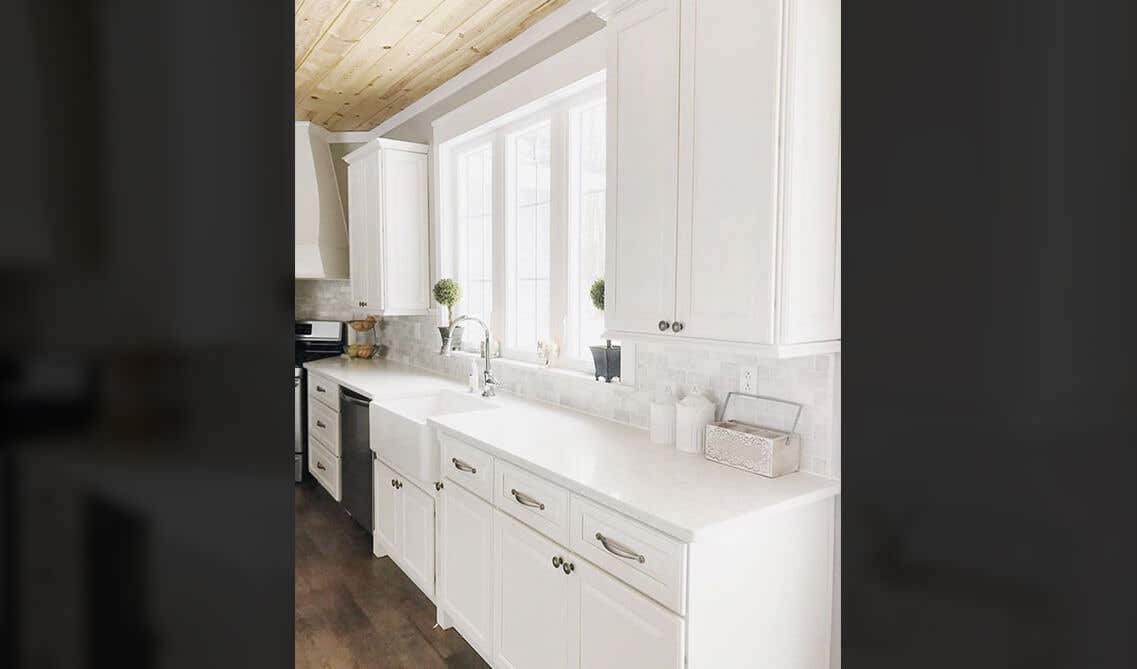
[493,512,577,669]
[576,557,684,669]
[492,511,683,669]
[398,480,435,599]
[433,434,833,669]
[437,479,495,659]
[372,457,435,600]
[373,459,399,555]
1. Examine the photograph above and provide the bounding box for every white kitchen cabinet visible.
[343,138,431,316]
[437,478,495,659]
[398,479,436,599]
[602,0,841,356]
[493,512,577,669]
[373,459,399,556]
[493,510,683,669]
[603,0,681,337]
[372,458,435,600]
[576,557,684,669]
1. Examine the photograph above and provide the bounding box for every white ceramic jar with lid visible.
[650,383,677,445]
[675,386,716,454]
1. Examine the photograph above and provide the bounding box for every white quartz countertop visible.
[304,356,467,399]
[304,356,840,542]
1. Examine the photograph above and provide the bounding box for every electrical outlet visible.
[739,366,758,394]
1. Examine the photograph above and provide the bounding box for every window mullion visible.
[549,107,569,365]
[491,131,508,356]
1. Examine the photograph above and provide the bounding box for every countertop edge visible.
[429,420,840,543]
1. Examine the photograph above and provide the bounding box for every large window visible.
[454,143,493,344]
[441,83,606,368]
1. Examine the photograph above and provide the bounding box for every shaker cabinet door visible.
[493,511,576,669]
[604,0,681,336]
[576,558,684,669]
[398,480,435,600]
[372,459,399,558]
[438,480,495,658]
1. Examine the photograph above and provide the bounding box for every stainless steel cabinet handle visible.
[451,458,476,474]
[595,532,646,563]
[316,420,326,429]
[671,321,684,333]
[510,488,545,511]
[658,320,671,332]
[397,481,402,489]
[562,561,575,575]
[315,385,325,393]
[552,556,563,568]
[316,462,326,471]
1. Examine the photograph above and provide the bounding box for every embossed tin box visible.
[702,393,802,478]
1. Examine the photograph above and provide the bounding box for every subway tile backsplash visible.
[296,279,840,479]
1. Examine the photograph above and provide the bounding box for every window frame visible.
[440,83,605,368]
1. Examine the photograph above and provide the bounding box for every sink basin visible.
[370,389,497,483]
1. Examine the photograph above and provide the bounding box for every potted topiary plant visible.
[432,278,463,352]
[587,278,621,382]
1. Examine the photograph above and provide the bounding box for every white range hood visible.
[295,122,348,279]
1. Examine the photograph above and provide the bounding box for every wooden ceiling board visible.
[295,0,401,108]
[307,0,492,128]
[310,0,497,127]
[296,0,571,131]
[357,0,562,129]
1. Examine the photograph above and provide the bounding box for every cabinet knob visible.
[396,481,402,489]
[552,556,563,569]
[658,320,671,332]
[561,561,575,575]
[391,479,396,487]
[671,321,684,333]
[435,481,444,491]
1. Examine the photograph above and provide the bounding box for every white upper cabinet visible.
[343,138,431,316]
[603,0,681,337]
[603,0,841,356]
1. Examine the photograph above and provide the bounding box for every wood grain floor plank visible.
[295,480,489,669]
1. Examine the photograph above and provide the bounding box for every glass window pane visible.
[507,123,552,352]
[567,101,607,361]
[455,145,493,345]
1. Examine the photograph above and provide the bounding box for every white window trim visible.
[440,83,607,371]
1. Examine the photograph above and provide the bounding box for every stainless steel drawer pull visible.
[315,385,325,393]
[451,458,476,474]
[595,532,646,563]
[316,420,326,429]
[316,462,326,471]
[510,488,545,511]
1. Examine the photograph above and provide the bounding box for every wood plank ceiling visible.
[296,0,571,131]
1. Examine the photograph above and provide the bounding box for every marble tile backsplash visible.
[295,279,840,479]
[296,279,354,321]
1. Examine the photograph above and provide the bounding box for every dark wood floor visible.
[295,479,490,669]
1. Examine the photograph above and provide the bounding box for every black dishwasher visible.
[339,388,373,532]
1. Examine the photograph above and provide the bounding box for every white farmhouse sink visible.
[369,389,497,483]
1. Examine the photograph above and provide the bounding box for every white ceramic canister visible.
[675,386,716,454]
[650,384,677,445]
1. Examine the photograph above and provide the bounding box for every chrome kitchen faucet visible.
[441,315,497,397]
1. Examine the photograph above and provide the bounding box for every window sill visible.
[445,350,636,393]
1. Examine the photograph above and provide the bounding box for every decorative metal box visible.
[703,393,803,478]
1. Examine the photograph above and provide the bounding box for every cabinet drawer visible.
[569,495,688,615]
[307,373,339,411]
[308,398,340,456]
[493,460,570,546]
[439,432,494,502]
[309,439,341,501]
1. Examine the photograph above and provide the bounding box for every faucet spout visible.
[442,315,496,397]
